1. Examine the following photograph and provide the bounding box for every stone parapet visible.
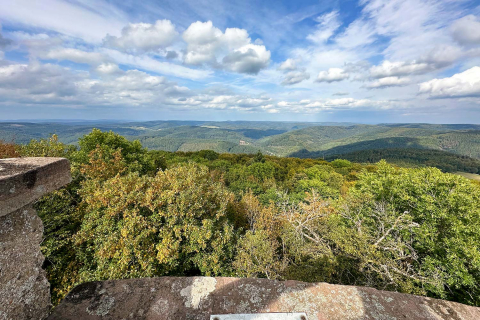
[0,158,71,320]
[0,157,71,217]
[48,276,480,320]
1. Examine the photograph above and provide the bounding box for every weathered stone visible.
[0,157,71,217]
[0,205,51,320]
[0,157,71,320]
[48,277,480,320]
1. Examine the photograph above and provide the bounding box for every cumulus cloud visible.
[222,44,270,74]
[281,71,310,85]
[366,76,410,88]
[87,69,189,98]
[451,15,480,45]
[278,58,297,71]
[0,59,196,107]
[103,20,178,52]
[0,59,276,113]
[95,62,122,75]
[182,21,223,65]
[307,11,341,44]
[419,66,480,98]
[0,62,81,99]
[370,60,432,78]
[316,68,349,83]
[182,21,270,74]
[420,45,462,67]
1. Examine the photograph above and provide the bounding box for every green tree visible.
[75,162,238,282]
[296,165,344,198]
[346,160,480,304]
[21,134,75,158]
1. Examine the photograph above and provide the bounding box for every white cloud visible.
[0,0,127,43]
[366,76,410,88]
[0,62,81,100]
[419,66,480,98]
[198,94,273,110]
[451,15,480,45]
[0,61,194,107]
[41,48,108,65]
[182,21,226,65]
[370,60,431,78]
[95,63,122,75]
[182,21,270,74]
[276,97,396,113]
[316,68,349,83]
[0,60,274,112]
[261,104,280,113]
[101,48,211,80]
[278,58,297,71]
[103,20,178,52]
[281,71,310,85]
[222,44,270,74]
[307,11,340,44]
[222,28,251,50]
[335,19,376,49]
[369,45,463,79]
[420,45,462,67]
[361,0,458,61]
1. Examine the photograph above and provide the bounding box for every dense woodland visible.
[1,129,480,308]
[325,148,480,173]
[2,121,480,159]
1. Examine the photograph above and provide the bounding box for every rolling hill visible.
[1,121,480,170]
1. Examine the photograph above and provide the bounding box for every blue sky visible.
[0,0,480,123]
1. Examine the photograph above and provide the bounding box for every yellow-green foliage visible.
[21,134,75,158]
[27,130,480,307]
[76,162,236,281]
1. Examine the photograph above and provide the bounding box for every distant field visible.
[456,172,480,181]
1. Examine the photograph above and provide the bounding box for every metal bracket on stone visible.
[211,313,308,320]
[0,157,71,320]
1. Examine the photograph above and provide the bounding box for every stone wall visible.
[0,158,71,320]
[48,276,480,320]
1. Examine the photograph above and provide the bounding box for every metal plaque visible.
[210,313,307,320]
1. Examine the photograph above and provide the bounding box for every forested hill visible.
[325,148,480,174]
[1,121,480,164]
[1,130,480,308]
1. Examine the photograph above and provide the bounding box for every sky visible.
[0,0,480,123]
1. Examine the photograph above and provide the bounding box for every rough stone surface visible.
[0,157,71,217]
[0,157,71,320]
[48,277,480,320]
[0,205,51,320]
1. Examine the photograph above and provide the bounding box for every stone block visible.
[48,276,480,320]
[0,158,71,320]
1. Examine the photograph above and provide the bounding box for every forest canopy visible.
[1,129,480,307]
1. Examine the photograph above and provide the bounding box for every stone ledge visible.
[0,157,71,217]
[48,277,480,320]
